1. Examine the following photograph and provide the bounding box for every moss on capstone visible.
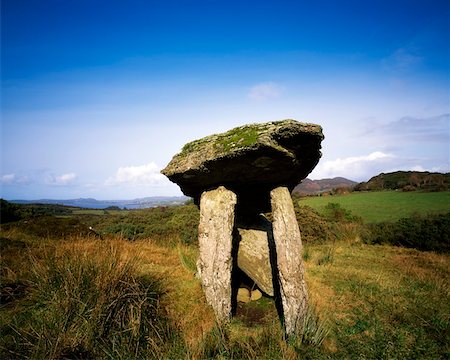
[214,127,260,152]
[162,119,324,191]
[181,125,261,155]
[177,120,321,160]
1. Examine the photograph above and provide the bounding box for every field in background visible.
[298,190,450,223]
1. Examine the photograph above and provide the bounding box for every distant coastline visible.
[9,196,189,210]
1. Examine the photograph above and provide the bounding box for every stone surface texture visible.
[236,226,274,296]
[271,186,309,336]
[162,119,323,204]
[197,186,237,323]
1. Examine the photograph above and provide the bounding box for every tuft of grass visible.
[178,245,198,273]
[316,246,335,266]
[288,302,331,357]
[0,239,182,359]
[302,246,311,262]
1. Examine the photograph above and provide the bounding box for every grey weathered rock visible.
[271,186,308,336]
[162,120,323,208]
[236,224,274,296]
[197,186,237,324]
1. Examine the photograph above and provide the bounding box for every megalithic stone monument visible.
[162,119,324,336]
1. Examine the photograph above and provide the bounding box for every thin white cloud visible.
[1,173,30,185]
[45,172,77,186]
[366,114,449,143]
[310,151,395,181]
[248,82,283,101]
[1,174,16,184]
[106,162,168,186]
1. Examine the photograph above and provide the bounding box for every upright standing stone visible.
[271,186,308,336]
[197,186,237,323]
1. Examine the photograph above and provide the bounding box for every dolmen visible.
[162,119,324,336]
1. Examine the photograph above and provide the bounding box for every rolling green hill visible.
[355,171,450,192]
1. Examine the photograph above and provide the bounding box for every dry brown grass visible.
[2,221,448,359]
[54,237,217,352]
[133,241,217,350]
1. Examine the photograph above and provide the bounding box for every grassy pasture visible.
[298,190,450,223]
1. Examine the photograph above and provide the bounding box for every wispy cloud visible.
[1,173,30,185]
[366,114,449,143]
[105,163,168,186]
[1,174,16,184]
[310,151,395,181]
[381,46,422,73]
[45,172,78,186]
[248,82,283,101]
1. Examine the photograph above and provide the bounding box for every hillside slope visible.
[293,177,357,195]
[355,171,450,191]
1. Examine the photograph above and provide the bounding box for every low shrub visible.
[324,202,362,223]
[90,204,200,246]
[293,204,336,243]
[103,223,145,240]
[363,212,450,252]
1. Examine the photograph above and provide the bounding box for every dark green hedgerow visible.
[364,212,450,252]
[89,204,200,245]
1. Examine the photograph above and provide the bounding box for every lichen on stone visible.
[161,119,324,201]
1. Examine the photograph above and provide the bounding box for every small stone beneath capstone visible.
[251,289,262,301]
[237,288,251,303]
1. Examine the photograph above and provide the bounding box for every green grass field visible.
[297,190,450,223]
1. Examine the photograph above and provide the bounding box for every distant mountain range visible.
[11,196,189,209]
[292,177,357,195]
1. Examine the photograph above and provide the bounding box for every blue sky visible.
[1,0,449,199]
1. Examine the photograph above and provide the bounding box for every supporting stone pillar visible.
[270,186,308,336]
[197,186,237,323]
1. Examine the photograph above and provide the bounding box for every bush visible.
[0,199,21,223]
[104,223,145,240]
[293,203,336,243]
[364,212,450,252]
[91,204,200,246]
[324,203,362,223]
